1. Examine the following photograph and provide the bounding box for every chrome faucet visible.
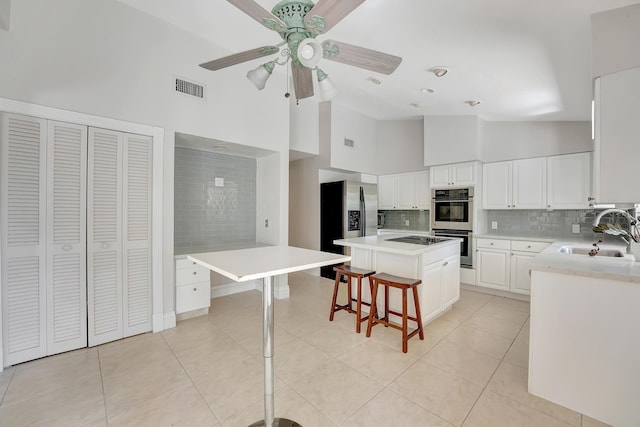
[592,209,639,253]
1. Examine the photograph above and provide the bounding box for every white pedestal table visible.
[188,246,350,427]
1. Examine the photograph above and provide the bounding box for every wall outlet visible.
[572,224,580,233]
[264,219,269,228]
[405,219,410,226]
[491,221,498,230]
[214,177,224,187]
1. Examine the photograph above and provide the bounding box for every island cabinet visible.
[344,238,460,326]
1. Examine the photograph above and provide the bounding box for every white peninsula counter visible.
[528,240,640,427]
[334,235,462,325]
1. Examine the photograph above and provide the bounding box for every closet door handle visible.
[101,243,110,249]
[63,244,72,251]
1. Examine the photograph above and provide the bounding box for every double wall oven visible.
[431,188,473,268]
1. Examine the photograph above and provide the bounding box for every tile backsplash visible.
[485,209,636,242]
[379,210,430,232]
[174,148,256,250]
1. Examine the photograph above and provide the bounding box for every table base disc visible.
[249,418,302,427]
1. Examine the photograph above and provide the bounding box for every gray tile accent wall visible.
[379,210,430,232]
[485,209,636,243]
[174,148,256,250]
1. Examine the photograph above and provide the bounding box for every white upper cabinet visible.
[430,162,476,188]
[378,171,429,210]
[592,67,640,204]
[483,158,546,209]
[547,152,591,209]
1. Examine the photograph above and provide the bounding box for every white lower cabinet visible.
[175,258,211,315]
[476,238,549,295]
[422,254,460,323]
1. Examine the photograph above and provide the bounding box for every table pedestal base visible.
[249,418,302,427]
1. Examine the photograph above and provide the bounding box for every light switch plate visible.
[491,221,498,230]
[405,219,410,226]
[214,177,224,187]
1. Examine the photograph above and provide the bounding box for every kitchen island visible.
[334,235,462,325]
[528,240,640,427]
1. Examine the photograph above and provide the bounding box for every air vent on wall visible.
[174,76,205,99]
[344,138,355,148]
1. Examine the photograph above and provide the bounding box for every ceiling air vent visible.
[174,76,205,100]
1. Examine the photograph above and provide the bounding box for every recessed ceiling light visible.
[466,100,481,107]
[431,67,448,77]
[421,88,434,94]
[411,103,424,108]
[370,76,383,85]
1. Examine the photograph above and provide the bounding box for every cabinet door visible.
[442,255,461,308]
[421,261,444,323]
[46,121,88,355]
[476,249,510,291]
[1,113,48,365]
[378,175,396,209]
[510,252,535,295]
[396,174,415,209]
[483,161,512,209]
[452,163,474,186]
[547,153,591,209]
[430,165,450,187]
[512,157,546,209]
[122,134,153,337]
[414,171,430,209]
[87,128,124,347]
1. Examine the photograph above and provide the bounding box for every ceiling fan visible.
[199,0,402,101]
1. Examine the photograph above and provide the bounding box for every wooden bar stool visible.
[329,265,376,333]
[366,272,424,353]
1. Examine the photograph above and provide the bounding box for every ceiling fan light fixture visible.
[317,68,337,101]
[246,60,276,90]
[297,38,323,68]
[431,67,448,77]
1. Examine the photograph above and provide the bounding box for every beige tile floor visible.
[0,272,613,427]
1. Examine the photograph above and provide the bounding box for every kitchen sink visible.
[557,246,625,257]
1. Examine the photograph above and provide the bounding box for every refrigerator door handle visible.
[359,186,365,237]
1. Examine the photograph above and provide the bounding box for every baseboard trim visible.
[461,283,530,302]
[163,311,177,330]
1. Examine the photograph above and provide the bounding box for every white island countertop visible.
[334,234,461,256]
[530,240,640,284]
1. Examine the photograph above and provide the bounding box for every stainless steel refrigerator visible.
[320,181,378,279]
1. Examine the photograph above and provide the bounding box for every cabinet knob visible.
[547,205,551,208]
[527,245,531,248]
[588,197,595,201]
[193,287,197,291]
[193,271,197,275]
[443,261,448,266]
[513,205,516,208]
[490,242,494,245]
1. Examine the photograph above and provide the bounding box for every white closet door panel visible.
[46,121,87,354]
[123,134,152,337]
[1,113,47,365]
[87,128,123,347]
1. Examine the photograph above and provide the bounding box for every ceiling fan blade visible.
[199,46,279,71]
[321,39,402,75]
[304,0,365,35]
[291,62,314,99]
[227,0,287,33]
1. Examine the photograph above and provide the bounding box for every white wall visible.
[424,116,480,166]
[480,121,592,162]
[0,0,290,319]
[327,102,377,174]
[290,96,319,156]
[376,118,425,175]
[591,3,640,78]
[289,156,321,250]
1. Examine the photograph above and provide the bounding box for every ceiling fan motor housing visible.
[271,0,320,66]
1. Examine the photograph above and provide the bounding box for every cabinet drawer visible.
[176,258,202,270]
[176,265,210,285]
[476,238,510,250]
[176,282,211,314]
[511,240,550,253]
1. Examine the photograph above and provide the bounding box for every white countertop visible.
[334,234,461,256]
[530,240,640,284]
[187,246,351,282]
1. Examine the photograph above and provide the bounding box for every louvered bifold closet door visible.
[46,121,87,354]
[123,134,152,337]
[1,113,48,365]
[87,128,123,347]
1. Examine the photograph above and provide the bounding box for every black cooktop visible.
[386,235,448,245]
